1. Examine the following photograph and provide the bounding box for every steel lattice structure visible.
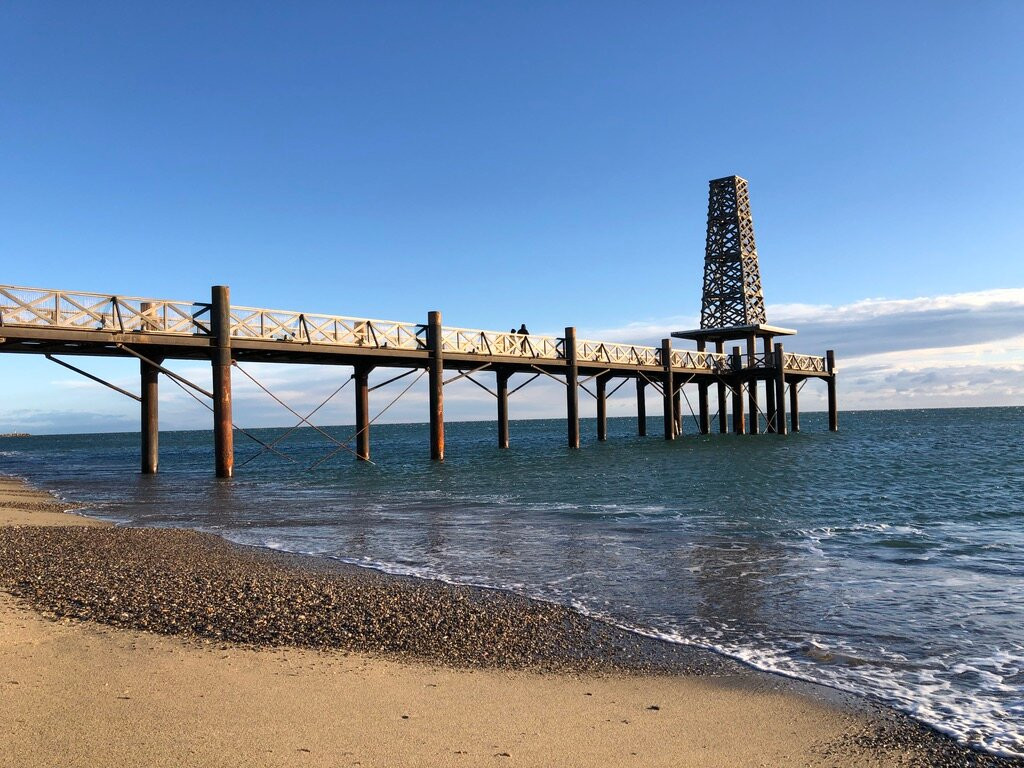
[699,176,767,328]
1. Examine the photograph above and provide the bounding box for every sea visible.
[1,407,1021,757]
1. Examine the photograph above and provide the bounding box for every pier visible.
[0,176,838,476]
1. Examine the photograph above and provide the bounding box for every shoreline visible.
[1,474,1020,767]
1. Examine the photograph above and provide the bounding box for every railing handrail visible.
[0,284,208,309]
[228,303,418,331]
[0,284,825,372]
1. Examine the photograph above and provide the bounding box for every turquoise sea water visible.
[2,407,1022,756]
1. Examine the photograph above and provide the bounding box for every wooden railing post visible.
[731,346,745,435]
[774,343,788,436]
[565,327,579,448]
[636,377,647,436]
[354,365,372,460]
[827,350,839,432]
[210,286,234,478]
[428,311,445,461]
[661,339,675,440]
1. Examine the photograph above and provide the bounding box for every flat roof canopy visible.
[671,323,797,342]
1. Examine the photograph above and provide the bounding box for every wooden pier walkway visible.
[0,283,837,477]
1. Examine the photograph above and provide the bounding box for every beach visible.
[0,474,1018,767]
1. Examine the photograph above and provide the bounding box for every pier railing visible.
[783,352,828,373]
[0,286,210,335]
[439,327,563,359]
[669,349,727,371]
[743,351,826,373]
[229,305,426,350]
[1,284,823,372]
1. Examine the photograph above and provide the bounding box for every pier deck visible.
[0,284,837,475]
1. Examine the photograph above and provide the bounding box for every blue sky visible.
[2,1,1023,432]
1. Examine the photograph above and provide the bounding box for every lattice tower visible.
[699,176,767,328]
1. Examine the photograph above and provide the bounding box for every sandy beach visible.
[0,475,1016,767]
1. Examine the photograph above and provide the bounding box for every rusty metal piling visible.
[774,343,788,436]
[827,350,839,431]
[565,327,580,448]
[661,339,675,440]
[210,285,234,478]
[354,365,372,460]
[496,368,510,449]
[636,378,647,436]
[731,346,745,435]
[427,311,445,461]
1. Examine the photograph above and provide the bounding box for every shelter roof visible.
[671,324,797,342]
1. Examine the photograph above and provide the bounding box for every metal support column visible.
[827,349,839,432]
[140,356,160,474]
[673,386,682,436]
[565,327,580,448]
[596,374,609,441]
[774,343,788,436]
[697,341,710,435]
[661,339,675,440]
[211,285,234,478]
[790,377,800,433]
[636,378,647,436]
[354,365,372,461]
[747,335,759,434]
[716,340,727,433]
[496,368,510,449]
[763,336,776,433]
[427,310,445,461]
[731,346,745,435]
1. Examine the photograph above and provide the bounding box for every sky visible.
[1,1,1022,433]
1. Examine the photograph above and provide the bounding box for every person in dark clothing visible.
[517,323,530,353]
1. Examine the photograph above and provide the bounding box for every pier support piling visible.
[496,368,510,449]
[673,386,682,436]
[636,378,647,436]
[596,374,609,441]
[565,327,580,448]
[790,377,800,433]
[747,336,759,434]
[716,341,728,433]
[697,342,710,434]
[661,339,675,440]
[211,285,234,478]
[763,337,776,433]
[140,356,160,474]
[827,350,839,432]
[731,346,745,435]
[774,343,788,436]
[354,365,372,460]
[428,311,445,460]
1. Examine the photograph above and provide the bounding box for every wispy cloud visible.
[585,288,1024,410]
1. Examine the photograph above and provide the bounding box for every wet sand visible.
[0,474,1018,767]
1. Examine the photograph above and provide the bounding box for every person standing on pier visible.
[517,323,530,354]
